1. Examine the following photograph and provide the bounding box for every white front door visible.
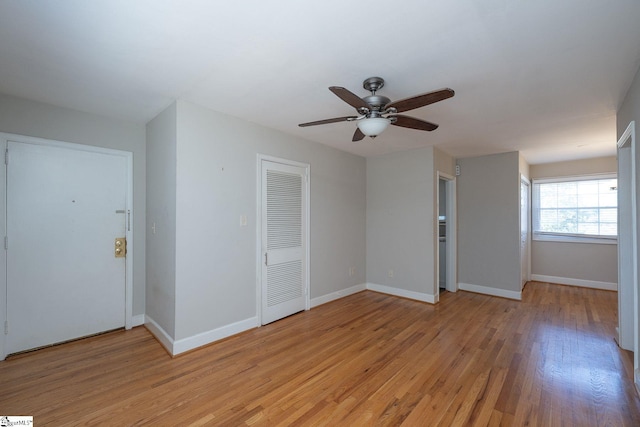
[6,140,128,354]
[260,158,308,325]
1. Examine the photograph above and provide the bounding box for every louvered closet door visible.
[261,160,308,324]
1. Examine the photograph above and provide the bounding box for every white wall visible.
[529,157,618,288]
[366,147,437,301]
[457,152,522,299]
[145,102,177,338]
[166,100,366,346]
[0,93,147,317]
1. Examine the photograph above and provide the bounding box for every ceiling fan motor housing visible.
[363,95,390,112]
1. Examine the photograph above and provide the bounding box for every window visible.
[532,174,617,243]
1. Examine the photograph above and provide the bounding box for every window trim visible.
[532,173,617,244]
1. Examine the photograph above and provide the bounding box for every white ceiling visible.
[1,1,639,164]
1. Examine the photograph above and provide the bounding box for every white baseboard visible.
[145,283,438,356]
[366,283,436,304]
[531,274,617,291]
[173,317,259,356]
[458,282,522,300]
[145,315,259,356]
[131,314,145,327]
[310,283,367,308]
[144,316,174,355]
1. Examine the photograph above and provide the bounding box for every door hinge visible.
[4,321,8,335]
[4,236,7,250]
[4,148,8,165]
[455,165,461,176]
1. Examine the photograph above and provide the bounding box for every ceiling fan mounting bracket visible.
[363,77,385,94]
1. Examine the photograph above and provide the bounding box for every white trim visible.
[366,283,436,304]
[145,315,259,356]
[533,233,617,245]
[172,317,259,356]
[436,171,457,300]
[520,175,531,289]
[532,172,617,184]
[458,282,522,300]
[144,316,174,355]
[131,314,145,327]
[0,132,134,360]
[616,121,638,369]
[124,152,134,330]
[617,121,636,149]
[310,284,366,308]
[256,154,311,325]
[531,274,617,291]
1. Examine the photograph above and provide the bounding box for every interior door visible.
[6,140,128,354]
[261,159,308,325]
[520,178,530,289]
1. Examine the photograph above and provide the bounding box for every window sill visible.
[533,234,617,245]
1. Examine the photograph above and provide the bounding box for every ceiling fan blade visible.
[386,88,454,113]
[329,86,370,111]
[391,115,439,131]
[352,127,365,142]
[299,116,357,127]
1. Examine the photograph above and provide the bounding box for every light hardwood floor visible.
[2,281,640,426]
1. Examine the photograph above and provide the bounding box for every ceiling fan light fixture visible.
[357,117,390,138]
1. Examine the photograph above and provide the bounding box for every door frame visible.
[436,171,457,300]
[256,154,310,325]
[520,175,531,289]
[616,121,638,391]
[0,133,134,360]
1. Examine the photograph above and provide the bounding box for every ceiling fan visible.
[299,77,455,141]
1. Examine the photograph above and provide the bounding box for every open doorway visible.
[437,172,457,299]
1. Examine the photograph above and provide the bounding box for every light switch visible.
[240,215,247,226]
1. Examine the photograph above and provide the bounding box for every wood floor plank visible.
[2,281,640,425]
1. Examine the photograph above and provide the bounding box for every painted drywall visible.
[0,93,146,317]
[172,100,366,341]
[435,147,456,177]
[366,147,436,298]
[145,102,177,337]
[529,157,618,286]
[530,157,617,177]
[457,152,521,296]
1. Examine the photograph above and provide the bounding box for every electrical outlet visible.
[349,267,355,277]
[388,269,394,278]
